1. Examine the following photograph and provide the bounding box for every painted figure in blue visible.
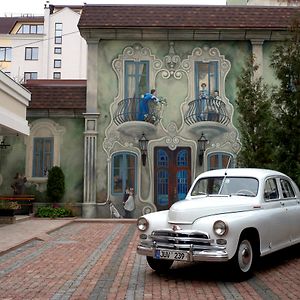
[138,89,158,121]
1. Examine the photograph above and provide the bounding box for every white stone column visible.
[82,39,100,218]
[83,114,100,204]
[251,39,264,79]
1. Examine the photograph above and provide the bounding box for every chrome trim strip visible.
[137,245,229,262]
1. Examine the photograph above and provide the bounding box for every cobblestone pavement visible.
[1,221,300,299]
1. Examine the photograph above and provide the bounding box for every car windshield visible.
[191,176,259,197]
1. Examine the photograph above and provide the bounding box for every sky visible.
[1,0,227,17]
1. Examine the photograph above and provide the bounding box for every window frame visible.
[111,152,137,196]
[25,47,39,60]
[54,59,61,68]
[207,152,234,170]
[55,23,63,44]
[124,60,149,99]
[17,24,44,34]
[54,47,62,54]
[195,61,219,98]
[32,137,54,178]
[24,72,38,82]
[53,72,61,79]
[0,47,12,62]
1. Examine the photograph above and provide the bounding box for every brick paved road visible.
[1,222,300,299]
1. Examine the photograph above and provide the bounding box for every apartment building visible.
[0,3,87,83]
[227,0,300,5]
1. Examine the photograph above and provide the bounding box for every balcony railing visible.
[113,97,161,126]
[184,96,230,126]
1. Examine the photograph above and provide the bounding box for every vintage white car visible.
[137,168,300,278]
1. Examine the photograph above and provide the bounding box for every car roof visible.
[198,168,287,181]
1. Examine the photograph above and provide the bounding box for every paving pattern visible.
[1,221,300,299]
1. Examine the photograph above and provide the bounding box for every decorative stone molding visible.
[25,119,65,182]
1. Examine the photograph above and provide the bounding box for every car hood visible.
[168,196,258,224]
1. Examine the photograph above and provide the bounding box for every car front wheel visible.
[146,256,173,273]
[231,236,257,279]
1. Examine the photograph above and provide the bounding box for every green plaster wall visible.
[0,118,84,203]
[97,40,253,137]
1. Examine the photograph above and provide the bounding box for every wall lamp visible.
[0,137,11,150]
[198,133,208,166]
[139,133,149,166]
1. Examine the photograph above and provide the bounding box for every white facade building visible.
[0,3,87,83]
[227,0,300,5]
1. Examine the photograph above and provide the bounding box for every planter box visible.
[0,216,16,224]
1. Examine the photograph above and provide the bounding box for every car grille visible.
[150,229,214,251]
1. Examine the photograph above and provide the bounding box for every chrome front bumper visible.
[137,244,229,262]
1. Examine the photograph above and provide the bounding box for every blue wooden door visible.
[154,147,191,211]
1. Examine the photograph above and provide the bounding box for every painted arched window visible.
[157,149,169,167]
[112,152,137,195]
[207,152,234,170]
[177,149,188,166]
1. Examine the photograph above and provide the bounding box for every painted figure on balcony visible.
[200,83,208,99]
[138,89,158,121]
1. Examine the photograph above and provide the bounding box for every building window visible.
[33,137,54,177]
[55,23,63,44]
[195,61,219,98]
[54,59,61,68]
[53,72,61,79]
[17,24,43,34]
[112,152,137,195]
[25,47,38,60]
[124,61,149,98]
[207,152,234,170]
[54,47,62,54]
[24,72,38,82]
[26,120,65,181]
[0,47,12,61]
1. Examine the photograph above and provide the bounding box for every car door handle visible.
[280,202,285,206]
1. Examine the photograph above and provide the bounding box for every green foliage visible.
[236,56,274,168]
[46,166,65,202]
[236,19,300,187]
[35,206,73,218]
[270,19,300,186]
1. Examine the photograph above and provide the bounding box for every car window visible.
[264,178,279,200]
[280,179,295,198]
[191,176,258,197]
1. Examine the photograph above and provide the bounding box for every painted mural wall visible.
[94,39,267,217]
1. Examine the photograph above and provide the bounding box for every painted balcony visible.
[184,96,230,137]
[113,98,161,137]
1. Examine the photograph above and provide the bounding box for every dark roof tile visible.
[23,80,86,110]
[0,16,44,34]
[78,5,300,30]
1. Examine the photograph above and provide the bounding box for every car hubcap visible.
[238,240,253,272]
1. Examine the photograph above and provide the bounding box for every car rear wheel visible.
[231,236,257,279]
[146,256,173,273]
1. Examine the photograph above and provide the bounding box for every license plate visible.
[154,250,189,261]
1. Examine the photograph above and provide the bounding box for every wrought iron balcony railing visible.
[184,96,230,126]
[113,97,162,126]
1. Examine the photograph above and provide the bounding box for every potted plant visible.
[0,201,21,217]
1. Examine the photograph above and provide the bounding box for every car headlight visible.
[213,220,228,236]
[137,217,149,231]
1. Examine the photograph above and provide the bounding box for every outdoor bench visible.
[0,195,35,214]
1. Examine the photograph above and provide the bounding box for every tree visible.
[236,56,274,168]
[47,166,65,202]
[270,19,300,185]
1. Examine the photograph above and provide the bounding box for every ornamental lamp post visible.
[198,133,208,166]
[138,133,149,166]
